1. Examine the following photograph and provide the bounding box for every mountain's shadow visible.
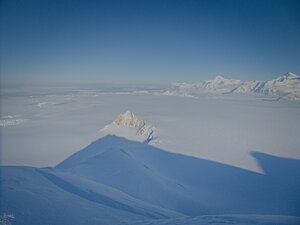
[55,135,300,216]
[251,152,300,215]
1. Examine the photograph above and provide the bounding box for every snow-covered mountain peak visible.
[284,72,298,78]
[205,76,242,85]
[211,75,240,82]
[101,111,156,143]
[274,72,299,82]
[112,110,145,128]
[214,75,226,81]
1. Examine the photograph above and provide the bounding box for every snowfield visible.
[1,136,300,224]
[1,75,300,224]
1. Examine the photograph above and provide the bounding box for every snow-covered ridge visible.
[170,72,300,100]
[101,110,155,143]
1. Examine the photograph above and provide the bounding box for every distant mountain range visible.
[168,72,300,100]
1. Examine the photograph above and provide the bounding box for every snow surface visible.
[1,82,300,225]
[56,135,300,216]
[0,166,151,225]
[1,136,300,224]
[123,214,300,225]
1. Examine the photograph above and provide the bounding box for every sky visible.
[1,0,300,85]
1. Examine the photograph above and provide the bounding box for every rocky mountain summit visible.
[112,110,145,128]
[101,111,155,143]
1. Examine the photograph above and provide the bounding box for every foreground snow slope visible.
[56,135,300,216]
[123,214,300,225]
[0,167,146,225]
[0,166,182,225]
[1,135,299,224]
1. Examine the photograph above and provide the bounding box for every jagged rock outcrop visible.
[101,111,155,143]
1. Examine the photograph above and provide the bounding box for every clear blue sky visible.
[1,0,300,85]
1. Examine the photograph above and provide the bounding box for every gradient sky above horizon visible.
[1,0,300,85]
